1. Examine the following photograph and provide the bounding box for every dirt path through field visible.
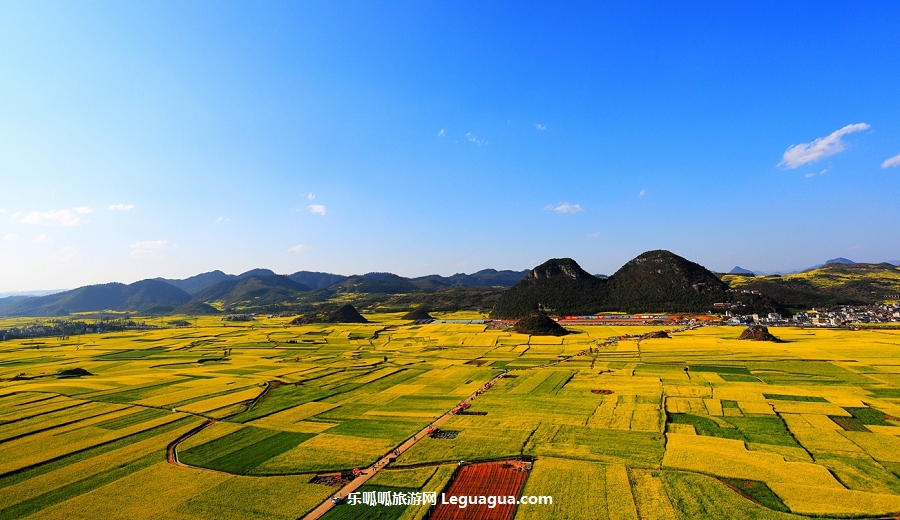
[301,324,696,518]
[299,369,509,520]
[299,329,644,518]
[166,419,217,469]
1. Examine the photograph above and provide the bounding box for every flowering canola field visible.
[2,312,900,518]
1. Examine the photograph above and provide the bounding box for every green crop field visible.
[3,313,900,518]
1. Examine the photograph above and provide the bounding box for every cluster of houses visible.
[222,314,254,321]
[725,304,900,327]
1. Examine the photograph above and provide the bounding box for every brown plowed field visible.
[429,460,531,520]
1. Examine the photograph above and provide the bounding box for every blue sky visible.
[1,1,899,291]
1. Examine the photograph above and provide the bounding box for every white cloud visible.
[882,153,900,169]
[779,123,870,169]
[639,189,647,197]
[32,234,52,243]
[308,204,326,215]
[215,216,231,224]
[535,124,546,131]
[3,233,19,242]
[805,172,816,178]
[438,129,445,137]
[465,132,486,146]
[108,203,134,211]
[544,202,584,214]
[288,244,309,253]
[49,246,79,262]
[16,207,93,227]
[307,192,315,200]
[129,240,175,260]
[588,231,601,238]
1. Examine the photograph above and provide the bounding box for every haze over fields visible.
[1,2,899,292]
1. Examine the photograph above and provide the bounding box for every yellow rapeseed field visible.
[2,315,900,518]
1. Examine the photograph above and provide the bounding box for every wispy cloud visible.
[779,123,870,169]
[465,132,486,146]
[215,216,231,224]
[288,244,309,253]
[588,231,601,238]
[882,153,900,169]
[535,124,546,131]
[438,129,445,137]
[3,233,19,242]
[108,203,134,212]
[805,172,816,178]
[307,192,315,200]
[639,189,647,197]
[15,207,93,227]
[544,202,584,214]
[308,204,326,215]
[129,240,175,260]
[32,234,52,243]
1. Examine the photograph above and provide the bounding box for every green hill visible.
[189,275,311,311]
[490,258,608,318]
[514,314,570,336]
[402,308,434,321]
[156,270,233,295]
[287,271,348,290]
[607,250,730,313]
[0,279,192,316]
[722,262,900,308]
[329,273,419,294]
[411,269,528,289]
[492,251,783,318]
[328,304,368,323]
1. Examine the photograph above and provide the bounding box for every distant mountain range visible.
[0,267,529,317]
[1,254,897,318]
[0,289,68,299]
[727,257,898,277]
[153,268,529,296]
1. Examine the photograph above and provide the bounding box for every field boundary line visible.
[166,419,219,470]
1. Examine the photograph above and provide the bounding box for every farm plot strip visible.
[0,419,206,520]
[429,460,531,520]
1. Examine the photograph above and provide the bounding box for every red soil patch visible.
[430,460,531,520]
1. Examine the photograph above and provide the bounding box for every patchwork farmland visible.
[3,313,900,518]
